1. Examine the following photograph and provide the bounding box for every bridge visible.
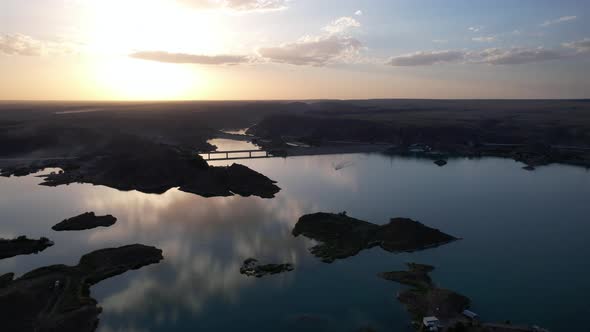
[199,149,280,161]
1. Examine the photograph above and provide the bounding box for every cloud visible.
[323,17,361,34]
[354,10,363,16]
[432,39,448,44]
[541,16,577,27]
[563,38,590,54]
[258,35,362,66]
[0,33,76,56]
[472,36,497,43]
[130,51,250,65]
[387,46,580,67]
[258,15,363,66]
[468,26,483,33]
[388,50,465,66]
[0,34,43,56]
[180,0,289,12]
[474,47,565,65]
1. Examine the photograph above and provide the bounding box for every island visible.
[380,263,551,332]
[52,212,117,231]
[434,159,448,167]
[239,258,295,278]
[292,212,458,263]
[0,244,164,332]
[379,263,471,330]
[0,236,54,260]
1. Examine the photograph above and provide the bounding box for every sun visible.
[78,0,229,100]
[89,56,201,100]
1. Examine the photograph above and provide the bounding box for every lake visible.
[1,152,589,331]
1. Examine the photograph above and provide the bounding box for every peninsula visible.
[0,244,164,332]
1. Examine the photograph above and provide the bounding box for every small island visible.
[0,244,163,332]
[240,258,294,278]
[379,263,471,330]
[0,236,54,260]
[292,213,458,263]
[52,212,117,231]
[434,159,448,167]
[380,263,551,332]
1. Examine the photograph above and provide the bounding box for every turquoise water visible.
[1,154,589,331]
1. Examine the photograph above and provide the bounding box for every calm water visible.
[1,153,589,332]
[208,138,259,151]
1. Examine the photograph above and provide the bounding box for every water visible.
[1,154,589,331]
[220,128,252,136]
[207,138,259,151]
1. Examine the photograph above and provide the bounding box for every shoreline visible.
[206,140,590,171]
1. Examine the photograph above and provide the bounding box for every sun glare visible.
[79,0,227,99]
[84,0,225,54]
[91,56,201,100]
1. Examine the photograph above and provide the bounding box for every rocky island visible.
[0,244,163,332]
[52,212,117,231]
[0,236,54,260]
[292,213,458,263]
[379,264,551,332]
[239,258,294,278]
[379,263,471,327]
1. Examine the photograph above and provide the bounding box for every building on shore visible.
[462,309,479,321]
[422,316,440,331]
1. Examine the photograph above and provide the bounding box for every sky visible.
[0,0,589,100]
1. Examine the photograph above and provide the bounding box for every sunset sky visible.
[1,0,589,100]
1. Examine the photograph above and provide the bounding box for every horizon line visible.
[1,97,589,103]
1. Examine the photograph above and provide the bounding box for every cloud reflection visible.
[79,187,314,329]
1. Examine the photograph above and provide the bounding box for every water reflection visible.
[221,128,252,136]
[207,138,259,151]
[0,172,317,330]
[1,154,590,331]
[85,192,313,325]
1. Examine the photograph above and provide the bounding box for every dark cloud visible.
[475,48,565,65]
[563,38,590,54]
[387,44,588,67]
[388,50,465,66]
[130,51,250,65]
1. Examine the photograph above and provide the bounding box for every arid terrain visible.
[2,100,589,176]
